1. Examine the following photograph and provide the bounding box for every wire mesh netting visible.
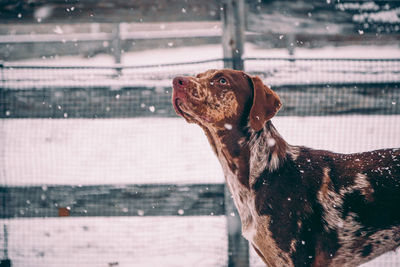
[1,57,400,267]
[1,58,399,118]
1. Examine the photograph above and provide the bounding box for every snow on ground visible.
[1,116,400,186]
[0,118,221,186]
[9,43,400,66]
[0,216,228,267]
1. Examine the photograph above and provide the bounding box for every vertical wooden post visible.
[0,225,11,267]
[111,23,122,77]
[0,61,4,88]
[221,0,245,70]
[225,186,249,267]
[287,34,295,57]
[111,23,121,64]
[222,2,248,263]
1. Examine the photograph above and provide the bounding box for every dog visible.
[172,69,400,267]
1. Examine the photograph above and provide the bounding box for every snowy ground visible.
[1,116,400,186]
[1,216,228,267]
[1,116,400,266]
[9,43,400,66]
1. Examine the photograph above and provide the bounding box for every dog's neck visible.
[201,120,295,189]
[201,120,297,229]
[247,121,297,186]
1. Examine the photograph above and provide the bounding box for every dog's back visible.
[270,147,400,266]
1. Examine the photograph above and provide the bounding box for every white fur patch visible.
[317,169,398,266]
[339,173,374,201]
[248,125,283,186]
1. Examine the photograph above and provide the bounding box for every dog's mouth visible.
[174,96,213,125]
[172,83,213,124]
[173,97,196,122]
[173,98,186,118]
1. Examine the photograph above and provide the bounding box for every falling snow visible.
[267,138,276,147]
[53,26,63,34]
[137,210,144,216]
[1,9,399,266]
[224,123,233,130]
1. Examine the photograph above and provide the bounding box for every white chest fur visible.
[217,150,257,240]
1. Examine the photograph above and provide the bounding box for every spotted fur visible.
[172,69,400,266]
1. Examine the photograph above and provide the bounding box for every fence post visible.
[221,0,245,70]
[111,23,121,64]
[0,225,11,267]
[111,23,122,77]
[225,185,249,267]
[0,61,4,89]
[222,1,248,263]
[287,34,295,56]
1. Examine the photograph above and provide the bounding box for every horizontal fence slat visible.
[0,184,225,218]
[1,83,399,118]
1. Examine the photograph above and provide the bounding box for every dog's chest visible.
[220,154,294,266]
[217,151,256,230]
[220,155,255,221]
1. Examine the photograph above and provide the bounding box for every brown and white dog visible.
[172,69,400,267]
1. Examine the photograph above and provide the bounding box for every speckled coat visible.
[172,69,400,267]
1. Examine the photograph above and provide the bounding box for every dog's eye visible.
[219,78,227,85]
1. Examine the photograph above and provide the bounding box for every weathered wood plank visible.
[0,0,220,24]
[1,83,399,119]
[0,184,225,218]
[222,0,245,70]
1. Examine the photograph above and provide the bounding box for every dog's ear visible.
[249,76,282,132]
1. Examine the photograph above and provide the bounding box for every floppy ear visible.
[249,76,282,131]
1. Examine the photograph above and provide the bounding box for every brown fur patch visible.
[205,91,239,122]
[252,218,294,267]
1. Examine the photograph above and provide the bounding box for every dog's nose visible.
[173,76,189,90]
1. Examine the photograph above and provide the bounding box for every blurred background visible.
[0,0,399,266]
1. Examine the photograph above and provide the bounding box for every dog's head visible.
[172,69,281,131]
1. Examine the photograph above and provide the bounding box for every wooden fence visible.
[0,184,249,267]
